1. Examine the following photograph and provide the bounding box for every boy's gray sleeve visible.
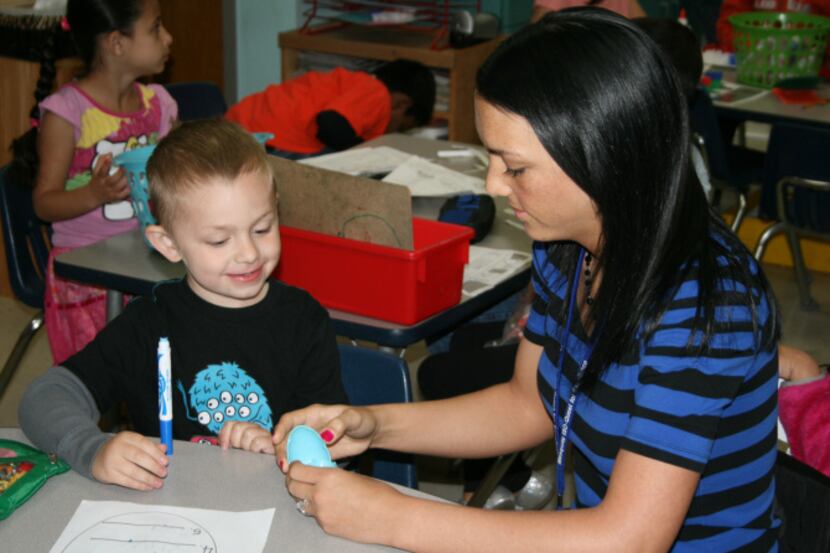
[18,366,107,480]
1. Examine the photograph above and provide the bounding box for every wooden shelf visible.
[279,26,503,144]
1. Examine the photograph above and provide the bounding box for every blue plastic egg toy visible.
[286,425,336,468]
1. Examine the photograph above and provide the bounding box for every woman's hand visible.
[286,463,404,545]
[87,153,131,205]
[91,431,169,491]
[217,421,274,453]
[273,404,379,471]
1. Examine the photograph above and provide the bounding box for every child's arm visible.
[18,366,168,490]
[33,111,130,222]
[315,111,363,151]
[19,366,108,478]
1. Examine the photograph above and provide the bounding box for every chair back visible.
[762,123,830,233]
[689,89,732,182]
[338,344,417,489]
[163,81,227,121]
[0,165,50,309]
[776,451,830,552]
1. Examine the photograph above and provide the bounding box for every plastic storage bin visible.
[273,217,473,324]
[730,11,830,88]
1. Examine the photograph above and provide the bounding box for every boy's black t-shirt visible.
[63,278,346,440]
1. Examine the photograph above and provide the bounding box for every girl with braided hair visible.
[15,0,177,364]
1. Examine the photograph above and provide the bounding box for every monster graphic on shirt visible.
[177,362,273,434]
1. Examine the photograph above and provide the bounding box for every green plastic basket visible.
[729,11,830,88]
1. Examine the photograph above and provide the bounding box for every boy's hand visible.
[91,431,169,491]
[88,154,130,205]
[218,421,274,454]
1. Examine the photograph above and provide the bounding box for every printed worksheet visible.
[382,155,487,197]
[462,246,532,298]
[49,500,274,553]
[298,146,412,177]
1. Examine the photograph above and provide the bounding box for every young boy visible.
[19,119,346,491]
[225,59,436,158]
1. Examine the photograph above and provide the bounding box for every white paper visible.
[49,500,274,553]
[382,156,486,197]
[298,146,412,177]
[462,246,532,298]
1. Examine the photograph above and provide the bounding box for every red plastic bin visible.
[273,217,473,324]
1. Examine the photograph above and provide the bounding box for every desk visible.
[0,428,436,551]
[712,69,830,131]
[54,134,531,349]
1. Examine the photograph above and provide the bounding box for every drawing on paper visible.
[60,511,218,553]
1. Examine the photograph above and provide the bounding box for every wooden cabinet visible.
[278,27,503,144]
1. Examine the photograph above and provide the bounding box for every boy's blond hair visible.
[147,119,274,228]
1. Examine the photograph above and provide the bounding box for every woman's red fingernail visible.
[320,430,334,443]
[279,459,285,471]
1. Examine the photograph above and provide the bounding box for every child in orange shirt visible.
[226,60,435,158]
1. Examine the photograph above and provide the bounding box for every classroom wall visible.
[229,0,302,104]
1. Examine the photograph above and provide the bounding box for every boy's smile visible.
[148,169,280,308]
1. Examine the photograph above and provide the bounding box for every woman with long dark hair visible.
[272,9,781,551]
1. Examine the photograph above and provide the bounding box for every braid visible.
[9,27,59,188]
[30,28,57,121]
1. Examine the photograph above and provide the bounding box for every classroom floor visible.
[1,262,829,505]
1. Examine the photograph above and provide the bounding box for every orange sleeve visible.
[324,70,391,142]
[716,0,754,51]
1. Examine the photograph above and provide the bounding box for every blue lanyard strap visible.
[553,247,592,510]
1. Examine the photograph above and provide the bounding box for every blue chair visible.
[0,165,50,399]
[776,451,830,553]
[338,344,417,489]
[689,89,766,232]
[163,81,227,121]
[753,123,830,311]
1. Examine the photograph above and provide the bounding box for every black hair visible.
[67,0,145,71]
[374,59,436,126]
[8,0,145,187]
[476,8,778,382]
[633,17,703,102]
[8,27,58,187]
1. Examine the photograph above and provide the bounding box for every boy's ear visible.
[390,92,413,115]
[144,224,182,263]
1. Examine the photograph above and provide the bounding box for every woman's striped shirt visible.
[523,239,779,552]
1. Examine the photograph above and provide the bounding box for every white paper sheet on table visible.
[298,146,412,176]
[49,500,274,553]
[382,156,487,197]
[462,245,532,299]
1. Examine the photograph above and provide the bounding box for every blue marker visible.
[157,337,173,456]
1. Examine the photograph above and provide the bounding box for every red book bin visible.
[273,217,474,325]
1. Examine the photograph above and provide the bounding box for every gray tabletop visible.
[0,428,423,552]
[712,68,830,130]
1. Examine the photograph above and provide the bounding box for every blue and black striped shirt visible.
[524,239,779,552]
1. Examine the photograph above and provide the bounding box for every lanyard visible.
[553,247,594,510]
